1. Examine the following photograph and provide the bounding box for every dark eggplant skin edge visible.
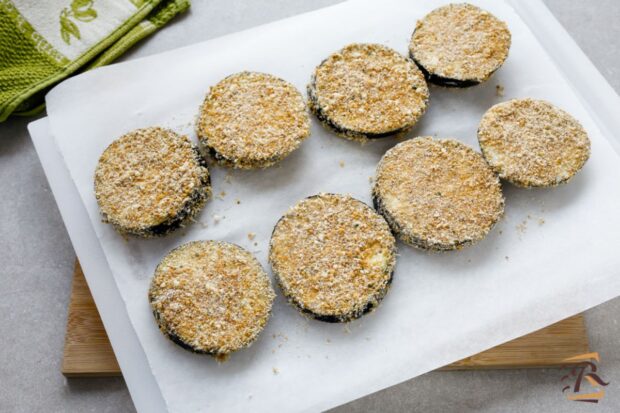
[307,78,413,141]
[268,193,397,323]
[476,125,585,188]
[306,62,429,141]
[372,184,504,251]
[151,307,215,355]
[409,52,483,88]
[408,27,505,88]
[372,189,467,251]
[203,144,286,170]
[275,270,394,323]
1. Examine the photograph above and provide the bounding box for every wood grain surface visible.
[63,261,590,377]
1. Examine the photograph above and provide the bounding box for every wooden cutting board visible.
[62,261,590,377]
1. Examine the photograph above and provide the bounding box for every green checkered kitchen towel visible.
[0,0,190,122]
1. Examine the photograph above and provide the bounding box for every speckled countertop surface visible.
[1,1,618,412]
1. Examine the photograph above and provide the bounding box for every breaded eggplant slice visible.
[197,71,310,169]
[409,3,511,87]
[149,241,275,359]
[94,127,211,237]
[373,137,504,251]
[269,193,396,323]
[478,98,591,188]
[308,43,429,142]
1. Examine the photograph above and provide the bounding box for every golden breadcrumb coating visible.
[197,72,310,169]
[149,241,275,357]
[410,3,511,84]
[478,98,591,187]
[374,137,504,250]
[94,127,210,236]
[308,43,429,140]
[270,193,396,322]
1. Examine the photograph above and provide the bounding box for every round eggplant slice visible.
[478,98,591,187]
[197,71,310,169]
[308,43,429,141]
[409,3,511,87]
[94,127,211,237]
[149,241,275,359]
[373,137,504,250]
[270,193,396,322]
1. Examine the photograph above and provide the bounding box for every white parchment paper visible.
[45,0,620,411]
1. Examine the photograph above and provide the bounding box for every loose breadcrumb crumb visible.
[496,84,505,97]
